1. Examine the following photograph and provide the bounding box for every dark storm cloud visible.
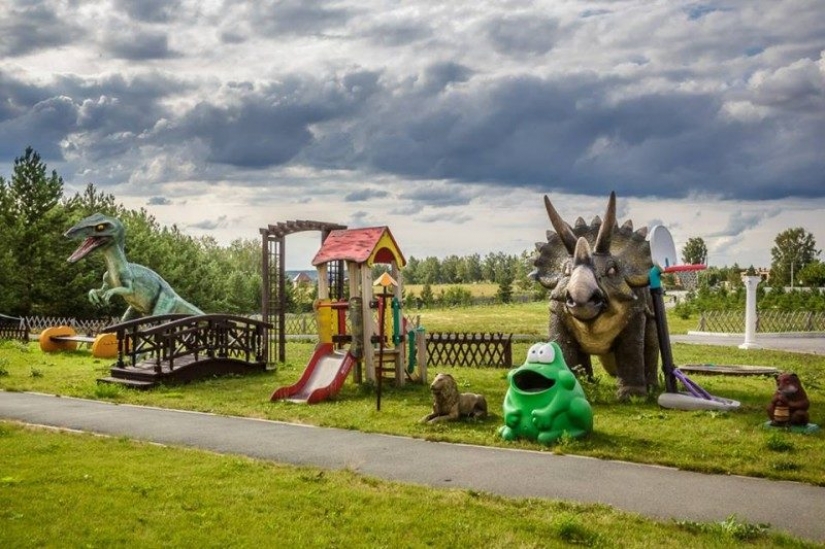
[484,14,560,57]
[344,189,389,202]
[363,20,433,47]
[421,62,474,93]
[397,185,472,208]
[709,209,780,238]
[0,1,84,57]
[327,65,825,201]
[684,4,727,20]
[249,0,354,36]
[188,216,229,231]
[174,98,315,167]
[113,0,183,23]
[0,69,188,161]
[0,96,76,160]
[417,211,472,224]
[162,70,380,169]
[147,196,172,205]
[355,73,622,190]
[749,59,825,112]
[4,1,823,208]
[219,30,247,45]
[103,29,177,60]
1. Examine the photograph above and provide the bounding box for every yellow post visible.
[315,299,334,344]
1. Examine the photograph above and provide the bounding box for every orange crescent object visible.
[39,326,78,352]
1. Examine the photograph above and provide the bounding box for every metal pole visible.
[649,266,677,393]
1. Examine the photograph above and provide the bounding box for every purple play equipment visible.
[648,225,740,411]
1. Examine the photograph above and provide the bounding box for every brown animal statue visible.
[767,372,810,427]
[420,373,488,423]
[532,192,659,400]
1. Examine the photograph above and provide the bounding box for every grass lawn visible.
[1,302,823,546]
[2,422,812,548]
[0,303,822,486]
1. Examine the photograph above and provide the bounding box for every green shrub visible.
[440,286,473,307]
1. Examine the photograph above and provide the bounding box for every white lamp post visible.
[739,274,761,350]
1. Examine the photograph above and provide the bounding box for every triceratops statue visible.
[532,192,659,400]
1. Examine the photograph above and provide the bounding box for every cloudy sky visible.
[2,0,823,269]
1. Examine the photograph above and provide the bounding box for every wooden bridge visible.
[98,314,271,389]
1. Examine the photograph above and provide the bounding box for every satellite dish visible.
[649,225,678,269]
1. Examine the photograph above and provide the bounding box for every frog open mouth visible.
[513,370,556,393]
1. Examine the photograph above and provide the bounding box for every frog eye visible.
[527,342,555,364]
[94,224,107,232]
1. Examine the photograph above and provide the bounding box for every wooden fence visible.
[426,332,513,368]
[0,314,29,342]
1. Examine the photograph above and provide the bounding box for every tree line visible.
[0,148,535,318]
[681,233,824,288]
[0,148,261,318]
[1,147,822,319]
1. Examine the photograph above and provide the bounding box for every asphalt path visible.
[2,391,824,543]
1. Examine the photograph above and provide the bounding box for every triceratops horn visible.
[544,195,577,254]
[573,236,593,265]
[594,191,616,254]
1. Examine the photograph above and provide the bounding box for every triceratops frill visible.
[532,192,659,400]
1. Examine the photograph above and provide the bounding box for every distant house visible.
[740,267,771,283]
[291,271,314,286]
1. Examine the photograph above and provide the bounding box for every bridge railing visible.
[106,314,271,372]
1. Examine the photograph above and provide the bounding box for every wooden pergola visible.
[260,220,346,364]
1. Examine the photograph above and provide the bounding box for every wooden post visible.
[417,327,428,384]
[361,266,374,382]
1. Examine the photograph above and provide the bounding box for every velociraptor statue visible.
[65,213,204,321]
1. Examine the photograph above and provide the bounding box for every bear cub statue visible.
[767,372,810,427]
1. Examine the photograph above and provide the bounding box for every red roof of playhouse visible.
[312,226,406,267]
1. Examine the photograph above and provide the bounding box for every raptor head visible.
[65,213,125,263]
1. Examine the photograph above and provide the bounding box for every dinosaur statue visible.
[65,213,204,322]
[531,192,659,400]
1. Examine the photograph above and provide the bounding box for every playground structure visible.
[260,220,347,364]
[648,225,740,411]
[271,226,426,404]
[39,326,118,359]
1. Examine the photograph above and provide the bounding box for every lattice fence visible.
[21,316,119,335]
[426,332,513,368]
[284,313,317,335]
[697,310,825,333]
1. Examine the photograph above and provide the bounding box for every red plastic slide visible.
[270,343,355,404]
